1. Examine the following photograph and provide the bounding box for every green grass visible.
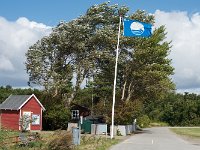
[150,122,169,127]
[170,128,200,138]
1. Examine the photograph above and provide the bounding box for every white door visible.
[22,111,31,130]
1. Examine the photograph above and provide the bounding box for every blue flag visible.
[123,19,152,37]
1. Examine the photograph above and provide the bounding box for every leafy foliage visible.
[137,115,151,128]
[160,93,200,126]
[25,3,174,108]
[23,2,176,125]
[43,104,71,130]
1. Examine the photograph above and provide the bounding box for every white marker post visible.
[111,16,122,139]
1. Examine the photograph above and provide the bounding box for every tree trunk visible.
[121,80,127,101]
[125,81,133,102]
[67,66,86,104]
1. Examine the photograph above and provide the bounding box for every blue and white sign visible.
[123,19,152,37]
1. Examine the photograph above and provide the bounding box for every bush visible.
[137,115,151,128]
[48,130,73,150]
[43,104,71,130]
[112,101,143,125]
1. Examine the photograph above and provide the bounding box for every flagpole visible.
[111,16,122,139]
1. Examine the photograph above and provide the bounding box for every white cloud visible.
[154,10,200,93]
[16,17,51,30]
[0,17,52,87]
[0,55,14,71]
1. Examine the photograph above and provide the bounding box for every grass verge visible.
[75,135,120,150]
[1,130,121,150]
[170,127,200,138]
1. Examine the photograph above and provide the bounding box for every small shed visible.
[0,94,45,131]
[70,103,91,121]
[81,115,106,133]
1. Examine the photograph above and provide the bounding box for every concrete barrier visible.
[110,124,135,136]
[67,123,78,131]
[91,124,107,135]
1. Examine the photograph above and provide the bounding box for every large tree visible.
[25,2,174,110]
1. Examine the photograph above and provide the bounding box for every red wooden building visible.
[0,94,45,131]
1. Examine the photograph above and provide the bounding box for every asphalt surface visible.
[110,127,200,150]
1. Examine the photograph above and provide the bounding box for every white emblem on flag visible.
[130,22,144,35]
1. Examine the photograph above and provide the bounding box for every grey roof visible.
[0,95,31,110]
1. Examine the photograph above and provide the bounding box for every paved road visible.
[110,127,200,150]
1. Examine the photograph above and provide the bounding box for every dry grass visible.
[0,130,121,150]
[75,134,119,150]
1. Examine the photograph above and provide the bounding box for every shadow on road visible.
[134,128,153,134]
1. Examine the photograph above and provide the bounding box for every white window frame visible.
[71,110,79,119]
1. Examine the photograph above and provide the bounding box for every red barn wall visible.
[1,110,19,130]
[21,96,42,131]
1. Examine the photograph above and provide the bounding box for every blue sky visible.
[1,0,200,26]
[1,0,200,93]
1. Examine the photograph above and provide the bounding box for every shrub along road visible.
[110,127,200,150]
